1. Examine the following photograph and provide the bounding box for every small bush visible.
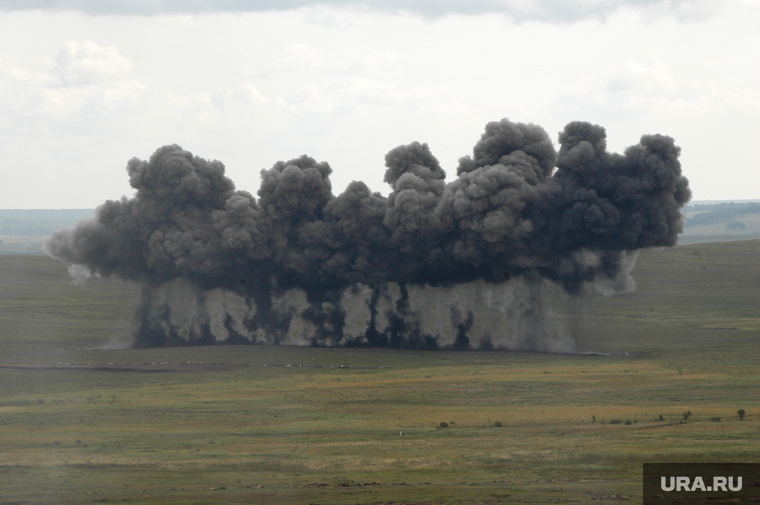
[658,414,664,421]
[683,411,692,421]
[711,417,721,422]
[625,420,632,425]
[439,422,448,428]
[494,421,503,427]
[608,419,622,425]
[738,409,746,421]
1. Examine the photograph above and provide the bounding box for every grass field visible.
[1,241,759,504]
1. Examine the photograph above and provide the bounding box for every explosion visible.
[45,119,690,351]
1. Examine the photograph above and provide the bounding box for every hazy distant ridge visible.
[0,209,94,236]
[2,202,759,238]
[684,202,760,228]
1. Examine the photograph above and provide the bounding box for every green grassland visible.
[1,241,759,504]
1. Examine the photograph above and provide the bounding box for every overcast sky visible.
[1,0,758,209]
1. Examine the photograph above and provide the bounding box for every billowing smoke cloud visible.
[45,119,690,351]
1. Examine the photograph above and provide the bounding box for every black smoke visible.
[44,119,690,350]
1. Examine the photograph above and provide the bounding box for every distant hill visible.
[0,209,94,236]
[680,200,760,245]
[2,200,758,251]
[683,202,760,227]
[0,209,95,255]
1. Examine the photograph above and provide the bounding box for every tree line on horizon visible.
[0,209,94,236]
[2,203,759,236]
[684,202,760,229]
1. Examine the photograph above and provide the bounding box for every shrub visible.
[738,409,746,421]
[494,421,503,427]
[439,422,448,428]
[683,411,692,421]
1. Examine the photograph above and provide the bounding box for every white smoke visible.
[68,263,93,286]
[592,250,639,298]
[125,276,595,352]
[481,276,576,353]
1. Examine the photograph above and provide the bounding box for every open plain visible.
[1,240,759,504]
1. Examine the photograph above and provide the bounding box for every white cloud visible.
[53,40,132,86]
[275,44,326,72]
[0,40,143,124]
[279,76,466,118]
[638,0,727,22]
[210,83,267,110]
[605,58,674,94]
[0,0,730,22]
[257,44,404,76]
[0,4,758,207]
[93,79,146,109]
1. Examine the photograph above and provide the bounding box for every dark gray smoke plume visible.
[45,119,690,351]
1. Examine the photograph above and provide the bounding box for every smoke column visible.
[44,119,690,351]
